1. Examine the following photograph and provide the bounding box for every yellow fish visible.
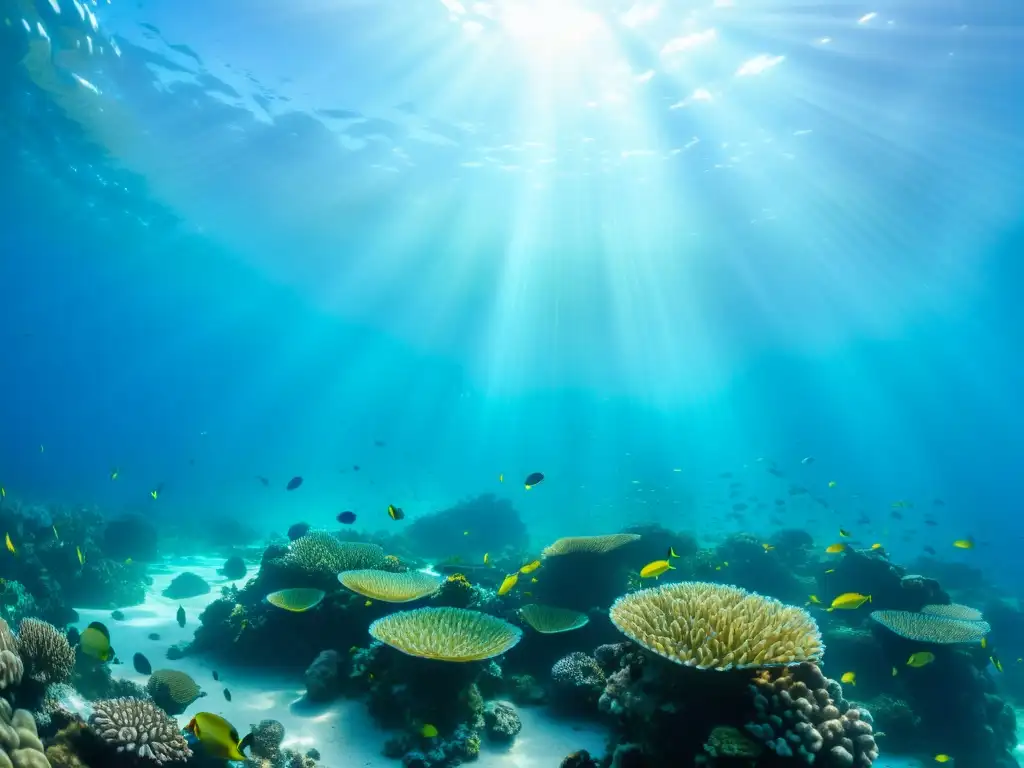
[891,667,898,677]
[519,560,541,574]
[483,553,490,565]
[110,468,119,480]
[4,534,14,557]
[150,489,159,500]
[825,543,847,554]
[0,487,5,498]
[185,713,251,761]
[498,573,519,596]
[530,577,538,583]
[981,637,987,649]
[828,592,871,611]
[952,538,974,550]
[907,651,935,668]
[76,546,84,566]
[421,724,438,738]
[125,558,133,565]
[839,528,851,537]
[498,473,503,483]
[828,480,837,488]
[762,543,775,552]
[463,531,469,536]
[841,671,856,686]
[825,568,836,573]
[807,595,822,605]
[365,600,373,607]
[871,543,883,550]
[934,756,951,764]
[52,525,59,540]
[991,654,1004,673]
[640,559,675,579]
[80,622,115,662]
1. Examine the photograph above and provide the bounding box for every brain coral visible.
[746,662,878,767]
[146,669,204,716]
[519,604,589,634]
[338,569,442,603]
[369,607,522,662]
[870,610,990,643]
[16,619,74,684]
[609,582,823,670]
[542,534,641,557]
[88,697,192,764]
[0,619,23,691]
[288,532,385,574]
[920,603,984,622]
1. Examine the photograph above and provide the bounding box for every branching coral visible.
[369,607,522,662]
[17,619,74,684]
[551,652,606,710]
[609,582,823,670]
[483,701,521,743]
[746,662,878,767]
[88,697,191,764]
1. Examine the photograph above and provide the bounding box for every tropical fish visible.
[39,444,44,453]
[841,671,856,686]
[0,487,5,498]
[80,622,115,662]
[530,577,538,583]
[4,534,15,557]
[640,559,675,579]
[223,688,232,702]
[839,529,851,538]
[364,600,372,607]
[76,546,84,566]
[801,456,814,464]
[176,606,186,627]
[907,651,935,668]
[825,543,847,554]
[150,488,159,500]
[463,531,469,536]
[519,560,541,574]
[147,633,160,641]
[257,475,270,486]
[265,588,326,612]
[212,671,220,681]
[828,593,871,611]
[891,667,898,677]
[133,653,152,675]
[498,573,519,596]
[498,473,503,483]
[981,637,988,650]
[388,504,405,521]
[337,511,357,525]
[934,756,951,764]
[286,476,303,491]
[421,724,439,738]
[185,713,252,761]
[524,472,544,489]
[870,543,883,550]
[483,553,490,565]
[828,481,837,488]
[762,543,775,552]
[110,468,119,480]
[807,595,822,605]
[990,653,1004,673]
[952,538,974,550]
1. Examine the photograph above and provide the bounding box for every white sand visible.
[71,557,606,767]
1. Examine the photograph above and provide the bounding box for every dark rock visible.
[560,750,598,768]
[162,572,211,599]
[219,556,247,581]
[287,523,311,541]
[403,494,528,559]
[304,650,342,702]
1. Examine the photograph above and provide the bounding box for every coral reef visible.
[88,697,191,764]
[703,725,763,759]
[304,650,342,702]
[482,700,521,743]
[551,652,606,712]
[402,495,528,560]
[17,620,74,685]
[161,572,210,600]
[219,556,247,581]
[746,662,878,767]
[247,719,285,760]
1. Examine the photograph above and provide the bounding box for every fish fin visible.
[238,733,254,755]
[668,563,675,570]
[868,595,872,602]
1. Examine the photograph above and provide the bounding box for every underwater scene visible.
[2,0,1024,767]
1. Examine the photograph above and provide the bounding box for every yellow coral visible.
[541,534,641,557]
[609,582,823,670]
[369,607,522,662]
[338,570,443,603]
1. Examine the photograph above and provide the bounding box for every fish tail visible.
[668,563,675,570]
[827,607,834,612]
[867,594,872,602]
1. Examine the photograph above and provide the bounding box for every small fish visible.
[522,591,532,597]
[337,510,357,525]
[924,546,936,555]
[891,667,898,677]
[111,610,125,621]
[952,538,974,550]
[148,633,160,641]
[421,724,439,738]
[762,543,775,552]
[176,605,186,628]
[801,456,815,465]
[483,553,490,565]
[132,653,152,675]
[223,688,232,702]
[125,558,133,565]
[907,651,936,667]
[213,671,220,681]
[825,543,847,554]
[353,464,360,471]
[807,595,822,605]
[463,531,469,536]
[640,559,675,579]
[828,481,837,488]
[52,525,59,540]
[110,468,119,480]
[286,476,303,491]
[825,568,835,574]
[531,577,538,583]
[0,487,4,498]
[4,534,15,557]
[76,546,85,566]
[828,593,871,611]
[838,528,851,538]
[364,600,373,607]
[39,444,44,453]
[257,475,269,486]
[150,489,159,500]
[524,472,544,489]
[498,573,519,596]
[498,473,503,483]
[934,756,951,764]
[387,504,405,521]
[871,543,883,550]
[841,671,856,685]
[519,560,541,574]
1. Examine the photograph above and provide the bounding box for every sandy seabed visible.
[70,557,607,767]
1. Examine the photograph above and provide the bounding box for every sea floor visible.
[71,556,607,767]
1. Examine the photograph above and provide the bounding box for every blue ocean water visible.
[1,0,1023,584]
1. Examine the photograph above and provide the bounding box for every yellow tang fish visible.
[4,533,14,557]
[463,531,469,536]
[828,480,837,488]
[530,577,538,583]
[981,637,987,649]
[841,671,856,686]
[640,559,675,579]
[498,473,503,483]
[825,568,836,573]
[907,651,935,668]
[519,560,541,574]
[839,528,851,537]
[825,543,847,554]
[828,592,871,611]
[150,489,159,500]
[807,595,822,605]
[952,538,974,550]
[76,546,84,566]
[934,756,951,764]
[991,654,1004,673]
[0,487,5,498]
[365,600,372,607]
[762,543,775,552]
[483,553,490,565]
[497,573,519,596]
[871,543,883,550]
